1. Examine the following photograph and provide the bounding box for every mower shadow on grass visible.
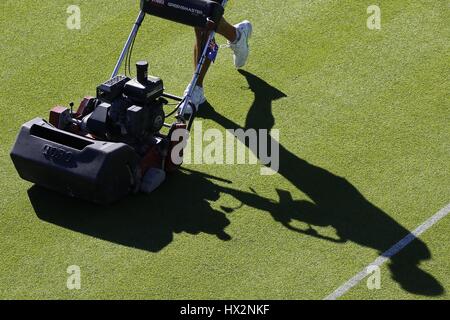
[29,166,317,254]
[29,168,233,253]
[195,70,444,297]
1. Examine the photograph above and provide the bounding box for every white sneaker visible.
[228,20,253,69]
[184,84,206,109]
[178,85,206,119]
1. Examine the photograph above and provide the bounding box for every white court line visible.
[324,202,450,300]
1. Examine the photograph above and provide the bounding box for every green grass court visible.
[0,0,449,299]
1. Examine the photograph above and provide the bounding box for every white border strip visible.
[324,202,450,300]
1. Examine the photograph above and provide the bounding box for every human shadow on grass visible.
[195,69,444,296]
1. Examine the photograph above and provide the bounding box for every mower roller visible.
[10,0,228,205]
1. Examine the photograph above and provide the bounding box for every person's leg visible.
[193,27,211,88]
[194,18,237,87]
[217,18,238,43]
[185,17,251,110]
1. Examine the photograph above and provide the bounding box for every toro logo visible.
[42,144,73,163]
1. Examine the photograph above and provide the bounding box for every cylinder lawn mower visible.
[10,0,228,205]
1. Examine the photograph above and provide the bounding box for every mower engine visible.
[10,61,185,205]
[63,61,166,146]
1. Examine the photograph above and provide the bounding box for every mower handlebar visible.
[140,0,225,29]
